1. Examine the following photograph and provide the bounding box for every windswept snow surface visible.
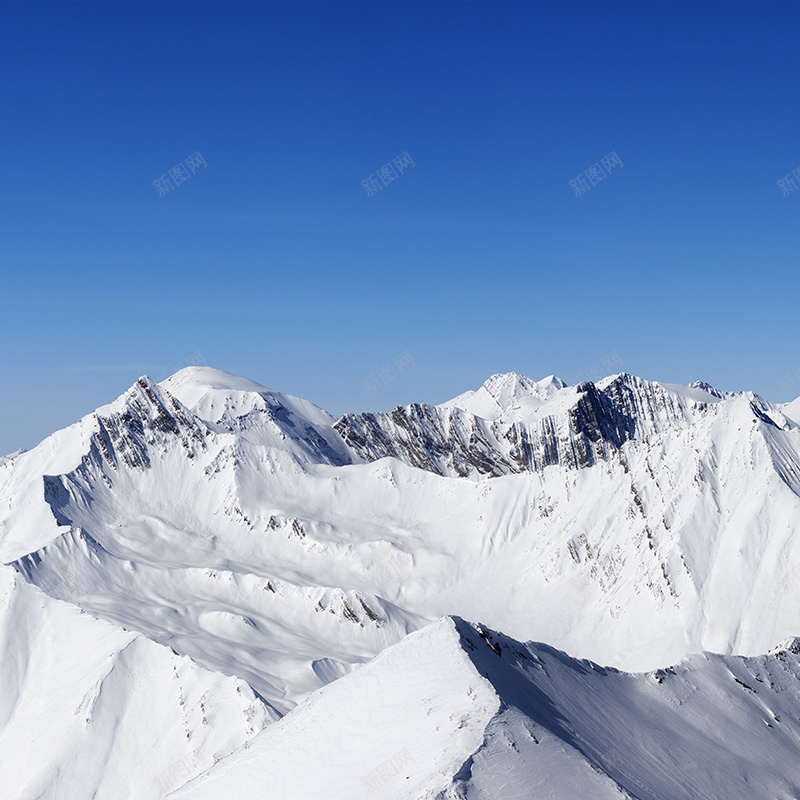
[0,564,267,800]
[2,366,800,797]
[173,617,800,800]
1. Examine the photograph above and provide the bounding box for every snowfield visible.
[1,366,799,798]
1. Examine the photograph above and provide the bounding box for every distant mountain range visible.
[2,366,800,798]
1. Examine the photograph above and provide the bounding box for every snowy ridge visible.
[440,372,566,421]
[163,367,351,466]
[0,376,210,562]
[172,616,800,800]
[10,522,425,716]
[335,373,729,479]
[0,564,267,800]
[0,448,26,467]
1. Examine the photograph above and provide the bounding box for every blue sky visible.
[2,0,800,454]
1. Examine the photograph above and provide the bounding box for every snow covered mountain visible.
[1,366,800,797]
[173,617,800,800]
[0,565,268,800]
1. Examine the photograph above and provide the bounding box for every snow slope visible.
[0,563,267,800]
[172,616,800,800]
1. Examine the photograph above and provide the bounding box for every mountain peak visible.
[483,371,566,397]
[771,636,800,655]
[441,371,566,420]
[159,366,272,396]
[687,380,725,399]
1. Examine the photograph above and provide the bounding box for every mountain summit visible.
[441,371,567,420]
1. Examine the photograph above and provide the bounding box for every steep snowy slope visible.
[0,563,267,800]
[172,617,800,800]
[782,395,800,427]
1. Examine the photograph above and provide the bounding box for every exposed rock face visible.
[87,377,208,473]
[335,402,515,477]
[334,374,719,479]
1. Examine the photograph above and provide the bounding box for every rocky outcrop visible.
[335,374,719,479]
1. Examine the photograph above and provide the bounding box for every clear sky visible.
[2,0,800,455]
